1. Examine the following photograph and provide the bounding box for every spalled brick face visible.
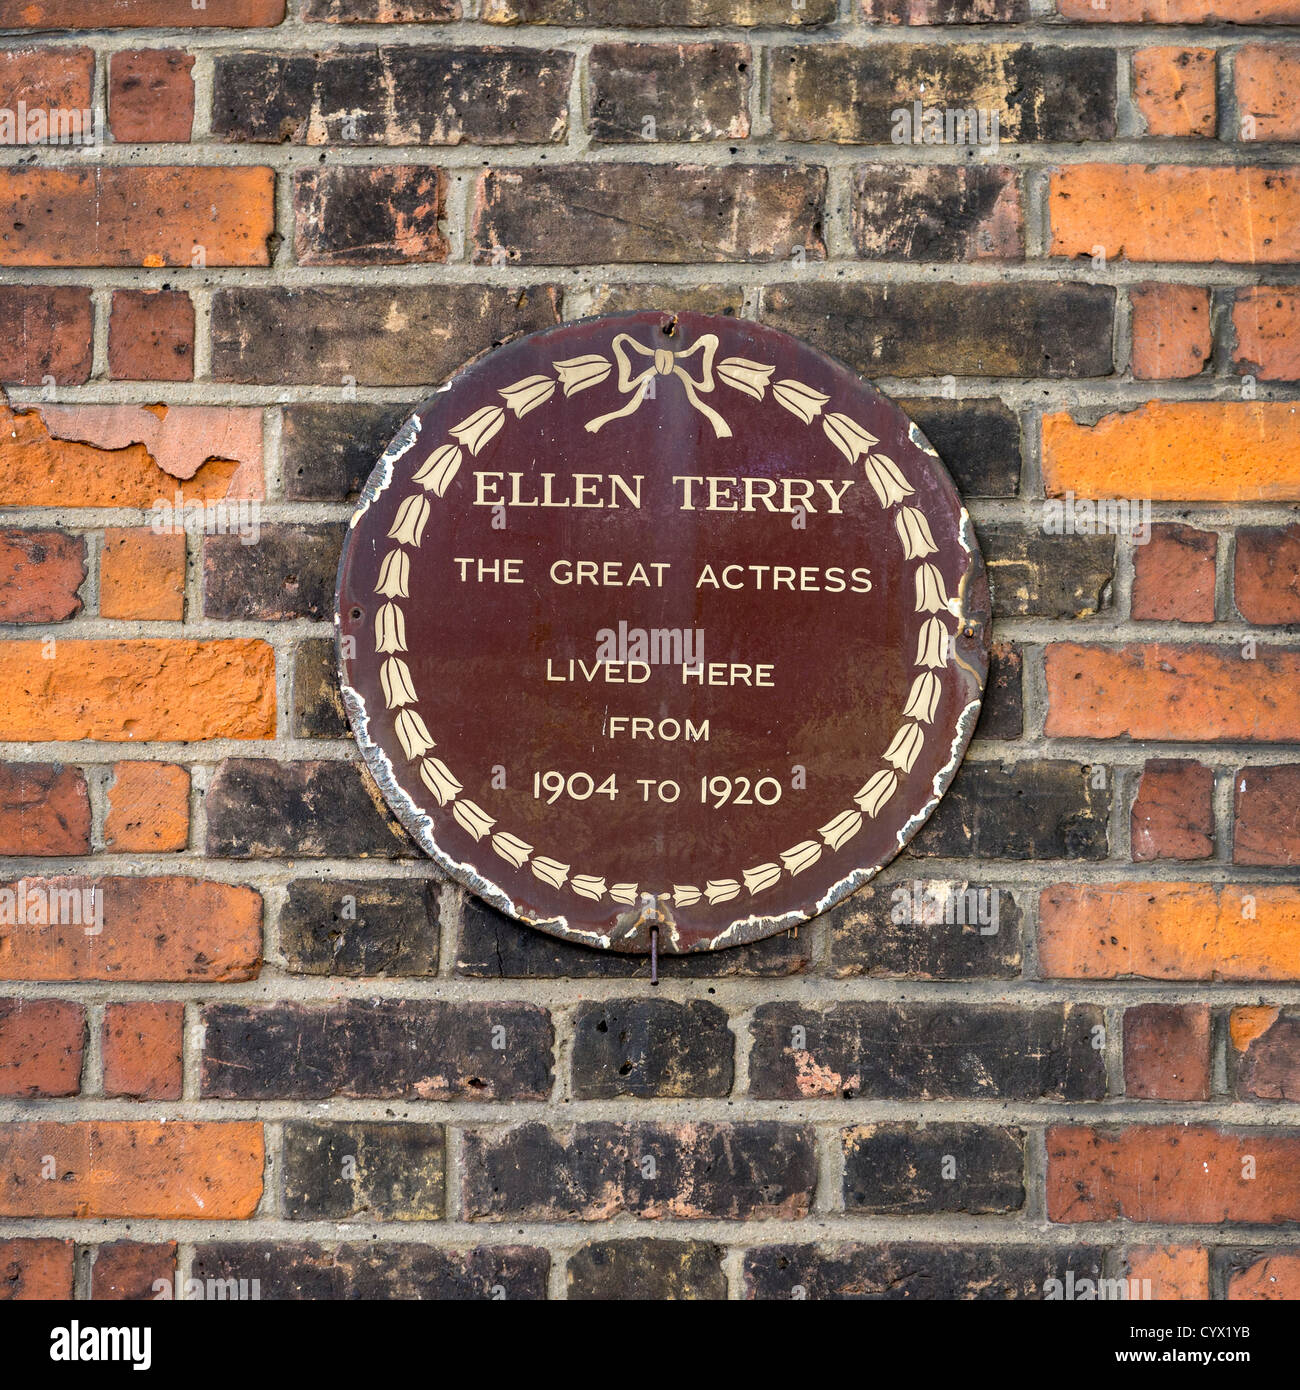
[0,0,1297,1306]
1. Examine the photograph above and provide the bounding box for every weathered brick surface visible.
[201,1000,552,1099]
[0,528,85,623]
[0,1122,264,1219]
[108,49,195,144]
[0,167,275,268]
[1131,758,1214,861]
[462,1122,816,1221]
[745,1244,1106,1300]
[279,878,439,976]
[3,0,1298,1303]
[749,1003,1106,1100]
[0,763,90,855]
[0,286,92,386]
[570,998,733,1098]
[1234,765,1300,866]
[211,284,560,385]
[1039,883,1300,980]
[588,42,750,143]
[1131,523,1216,622]
[283,1122,444,1220]
[842,1124,1025,1214]
[0,999,84,1097]
[567,1238,725,1300]
[771,46,1115,143]
[204,759,411,858]
[1230,1007,1300,1101]
[1047,1126,1300,1224]
[213,47,573,145]
[0,876,262,983]
[1123,1003,1211,1100]
[191,1242,549,1299]
[763,282,1114,378]
[90,1242,176,1302]
[473,165,826,265]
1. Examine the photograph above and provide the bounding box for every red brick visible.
[1230,1006,1300,1101]
[1050,166,1300,264]
[1228,1253,1300,1299]
[1047,1125,1300,1224]
[0,1121,264,1219]
[1235,524,1300,624]
[1123,1003,1211,1100]
[0,998,84,1097]
[105,761,189,853]
[0,401,263,509]
[103,1001,183,1100]
[1134,48,1215,137]
[91,1241,177,1301]
[1045,642,1300,742]
[0,875,262,983]
[1039,882,1300,981]
[0,166,275,268]
[1236,44,1300,142]
[1129,283,1211,379]
[99,528,186,621]
[0,640,275,742]
[1233,287,1300,381]
[1121,1246,1210,1301]
[1234,765,1300,866]
[0,1,286,25]
[0,285,92,385]
[0,46,94,141]
[108,289,194,381]
[1058,0,1300,20]
[0,762,90,856]
[0,528,85,623]
[109,49,194,144]
[0,1238,73,1300]
[1131,758,1214,861]
[1131,523,1216,621]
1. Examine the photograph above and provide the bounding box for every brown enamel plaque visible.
[336,311,990,954]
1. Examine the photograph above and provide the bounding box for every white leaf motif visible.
[452,799,494,841]
[412,443,462,497]
[780,840,822,876]
[743,862,781,894]
[380,657,417,709]
[818,809,862,851]
[772,379,829,424]
[492,831,532,869]
[420,757,461,806]
[855,769,898,817]
[531,856,569,890]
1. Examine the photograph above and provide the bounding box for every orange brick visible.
[0,762,90,855]
[1237,44,1300,142]
[5,1,285,24]
[1058,0,1300,20]
[102,1001,183,1100]
[1047,1125,1300,1224]
[1046,641,1300,742]
[1050,165,1300,264]
[1042,402,1300,502]
[1233,287,1300,380]
[0,1121,263,1219]
[108,49,195,144]
[0,1238,73,1300]
[1133,48,1215,137]
[106,761,189,852]
[91,1240,176,1301]
[0,875,262,982]
[1121,1246,1210,1301]
[0,639,275,742]
[0,166,274,268]
[1039,881,1300,981]
[1129,284,1211,379]
[100,528,185,622]
[0,998,84,1097]
[1227,1252,1300,1299]
[1131,523,1216,622]
[0,48,94,142]
[0,401,263,508]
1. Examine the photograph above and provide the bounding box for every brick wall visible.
[0,0,1298,1303]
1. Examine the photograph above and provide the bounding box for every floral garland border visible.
[368,333,956,912]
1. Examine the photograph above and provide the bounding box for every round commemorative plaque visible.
[336,311,990,955]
